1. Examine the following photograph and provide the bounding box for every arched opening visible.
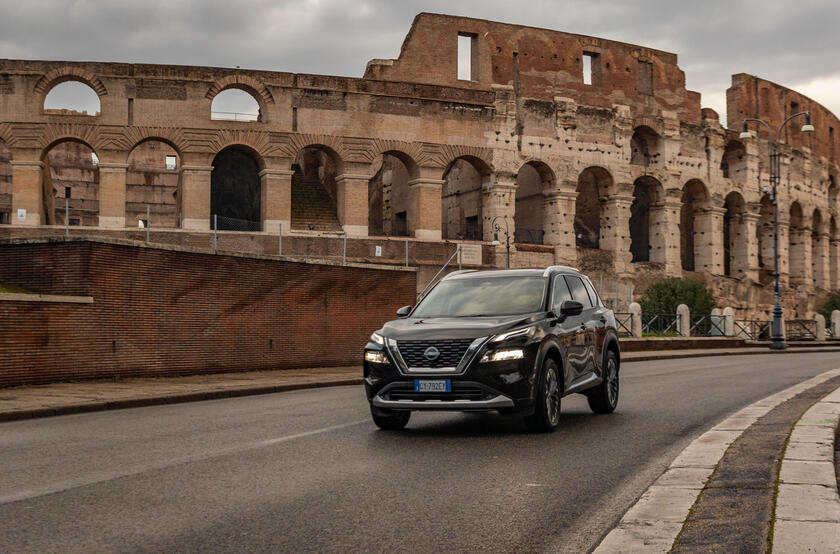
[575,167,611,249]
[210,146,262,230]
[291,146,342,232]
[42,140,100,226]
[812,208,826,288]
[514,161,554,244]
[442,156,490,241]
[0,139,11,224]
[720,140,747,181]
[43,81,100,116]
[210,88,261,122]
[126,140,181,228]
[723,192,747,277]
[789,202,806,282]
[830,216,838,289]
[758,194,774,273]
[680,180,709,271]
[630,126,662,167]
[368,151,418,237]
[629,176,664,263]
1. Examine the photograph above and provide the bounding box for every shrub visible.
[638,278,716,316]
[818,290,840,321]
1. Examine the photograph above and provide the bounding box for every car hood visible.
[379,313,544,340]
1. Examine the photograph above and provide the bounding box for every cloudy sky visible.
[2,0,839,124]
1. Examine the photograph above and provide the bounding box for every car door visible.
[564,275,597,377]
[551,275,587,382]
[582,276,609,375]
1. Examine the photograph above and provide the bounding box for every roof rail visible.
[542,265,580,276]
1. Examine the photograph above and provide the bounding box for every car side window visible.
[582,278,602,307]
[551,275,573,312]
[564,275,593,309]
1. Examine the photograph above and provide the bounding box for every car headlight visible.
[491,327,532,343]
[365,350,388,364]
[370,332,384,345]
[480,348,525,363]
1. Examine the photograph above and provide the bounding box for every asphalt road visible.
[1,352,839,553]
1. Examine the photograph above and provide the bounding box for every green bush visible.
[638,278,716,316]
[818,290,840,321]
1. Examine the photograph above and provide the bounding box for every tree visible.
[638,277,716,316]
[818,290,840,321]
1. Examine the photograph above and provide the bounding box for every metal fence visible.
[786,319,817,340]
[689,314,725,337]
[214,215,261,232]
[733,320,772,341]
[614,312,633,337]
[642,314,680,336]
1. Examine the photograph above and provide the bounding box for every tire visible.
[524,357,562,433]
[370,406,411,430]
[587,349,619,414]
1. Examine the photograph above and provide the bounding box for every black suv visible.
[363,266,620,432]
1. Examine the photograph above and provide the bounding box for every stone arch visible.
[723,191,747,277]
[210,145,263,230]
[41,137,100,227]
[0,138,11,224]
[291,145,343,232]
[680,179,710,271]
[34,66,108,97]
[205,75,274,106]
[812,208,827,288]
[210,88,264,122]
[720,140,747,181]
[629,176,664,263]
[575,166,612,250]
[43,80,101,116]
[514,160,554,245]
[789,201,807,283]
[368,150,420,237]
[441,155,491,241]
[126,139,183,229]
[630,126,662,167]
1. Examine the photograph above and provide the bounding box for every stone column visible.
[776,219,790,286]
[812,232,830,290]
[600,193,634,275]
[790,225,812,286]
[741,211,761,281]
[831,237,840,290]
[650,200,682,276]
[10,159,43,226]
[543,187,577,265]
[334,173,369,237]
[260,168,293,234]
[481,176,517,243]
[693,206,726,275]
[629,302,642,338]
[97,163,127,228]
[406,176,444,240]
[180,165,213,230]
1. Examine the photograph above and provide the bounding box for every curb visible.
[624,347,840,362]
[594,367,840,553]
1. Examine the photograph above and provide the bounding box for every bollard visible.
[676,304,690,337]
[711,308,722,336]
[832,310,840,340]
[815,314,826,341]
[722,307,735,337]
[629,302,642,338]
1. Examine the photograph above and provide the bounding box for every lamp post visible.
[490,215,511,268]
[740,111,814,350]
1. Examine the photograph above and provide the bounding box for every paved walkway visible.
[2,346,839,422]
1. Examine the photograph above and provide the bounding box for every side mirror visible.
[396,305,412,317]
[559,300,583,317]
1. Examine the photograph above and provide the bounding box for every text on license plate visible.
[414,379,451,393]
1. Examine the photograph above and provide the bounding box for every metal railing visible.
[210,111,259,122]
[689,314,725,337]
[214,215,262,232]
[614,312,633,337]
[733,320,772,341]
[786,319,817,340]
[642,314,680,336]
[514,228,544,245]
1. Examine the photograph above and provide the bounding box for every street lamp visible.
[740,111,814,350]
[490,215,511,268]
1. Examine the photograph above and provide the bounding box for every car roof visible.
[442,266,584,281]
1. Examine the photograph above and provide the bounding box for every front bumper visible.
[370,380,515,411]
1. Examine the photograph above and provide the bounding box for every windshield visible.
[412,276,548,318]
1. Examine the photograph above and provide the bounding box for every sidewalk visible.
[2,346,840,422]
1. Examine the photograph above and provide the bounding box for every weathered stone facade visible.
[0,13,838,316]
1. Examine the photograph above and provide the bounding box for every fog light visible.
[481,348,525,363]
[365,351,388,364]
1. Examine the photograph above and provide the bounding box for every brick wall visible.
[0,237,416,386]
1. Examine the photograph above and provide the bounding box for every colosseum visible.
[0,13,838,318]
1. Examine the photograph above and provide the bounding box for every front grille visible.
[383,383,493,402]
[397,339,473,368]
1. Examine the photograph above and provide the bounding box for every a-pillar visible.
[482,172,516,243]
[543,185,577,265]
[600,193,633,275]
[650,200,682,276]
[179,160,213,230]
[407,167,444,240]
[335,169,369,237]
[260,167,293,234]
[812,232,830,289]
[10,151,43,226]
[97,162,127,228]
[790,225,812,286]
[694,206,726,275]
[742,210,761,282]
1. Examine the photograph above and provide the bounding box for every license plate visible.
[414,379,451,393]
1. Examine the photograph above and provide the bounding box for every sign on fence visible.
[459,244,482,266]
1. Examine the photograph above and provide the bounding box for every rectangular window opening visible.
[582,52,601,86]
[637,60,653,96]
[457,33,477,81]
[582,54,592,85]
[165,155,177,171]
[829,127,834,155]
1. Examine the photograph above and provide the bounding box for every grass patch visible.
[0,282,35,294]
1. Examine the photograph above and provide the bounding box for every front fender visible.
[533,334,569,397]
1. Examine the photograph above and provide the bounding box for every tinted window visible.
[551,275,573,311]
[582,278,601,307]
[564,276,592,308]
[412,276,548,317]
